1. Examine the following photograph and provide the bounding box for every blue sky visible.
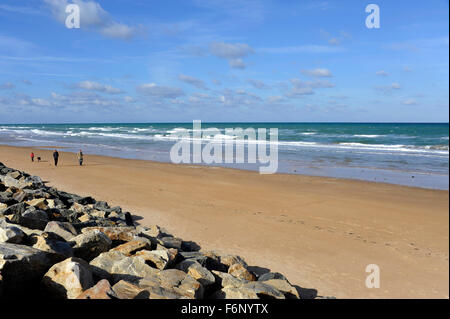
[0,0,448,123]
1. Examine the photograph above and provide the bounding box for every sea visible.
[0,122,448,190]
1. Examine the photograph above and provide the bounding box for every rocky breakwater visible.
[0,161,302,299]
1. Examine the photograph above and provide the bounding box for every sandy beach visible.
[0,144,448,298]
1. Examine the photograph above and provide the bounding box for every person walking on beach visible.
[77,149,84,166]
[53,150,59,167]
[30,152,35,162]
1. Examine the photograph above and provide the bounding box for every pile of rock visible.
[0,162,300,299]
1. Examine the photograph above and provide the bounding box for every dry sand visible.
[0,144,448,298]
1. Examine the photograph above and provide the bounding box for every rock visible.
[0,242,52,296]
[0,223,25,244]
[41,257,94,299]
[180,251,226,272]
[137,225,162,239]
[72,230,112,261]
[76,196,96,205]
[158,236,182,250]
[81,226,138,243]
[0,203,7,211]
[263,279,299,299]
[44,221,78,241]
[112,280,148,299]
[212,270,248,288]
[6,171,21,179]
[26,198,48,210]
[220,254,248,269]
[76,279,116,299]
[110,238,151,256]
[89,251,158,283]
[142,269,204,299]
[258,272,287,282]
[1,202,28,217]
[110,255,159,283]
[89,251,125,280]
[228,263,256,281]
[133,249,174,270]
[31,233,73,263]
[240,281,285,299]
[175,260,215,287]
[212,287,259,299]
[12,190,28,203]
[78,214,91,223]
[11,207,48,230]
[93,201,109,211]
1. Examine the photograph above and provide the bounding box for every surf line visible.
[169,120,279,174]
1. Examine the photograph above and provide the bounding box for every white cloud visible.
[44,0,141,40]
[178,74,207,89]
[402,98,418,105]
[0,82,15,90]
[247,79,269,89]
[209,42,254,69]
[137,83,185,99]
[259,45,344,54]
[376,70,389,76]
[301,68,333,77]
[75,81,124,94]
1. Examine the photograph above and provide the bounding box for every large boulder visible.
[175,260,215,287]
[0,242,52,296]
[89,251,158,283]
[11,207,48,230]
[72,230,112,261]
[262,279,300,299]
[0,220,25,244]
[212,282,285,299]
[133,249,174,270]
[212,270,248,288]
[44,221,78,241]
[41,257,94,299]
[76,279,116,299]
[110,238,151,256]
[228,263,256,281]
[30,233,74,263]
[80,226,138,243]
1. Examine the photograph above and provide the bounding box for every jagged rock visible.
[212,281,285,299]
[72,230,112,261]
[11,207,48,230]
[0,203,8,211]
[220,254,248,268]
[26,198,48,210]
[81,226,138,243]
[89,251,158,283]
[0,242,52,296]
[228,263,256,281]
[137,224,163,239]
[262,279,299,299]
[110,238,151,256]
[158,236,182,250]
[111,280,148,299]
[0,220,25,243]
[6,171,21,179]
[175,260,215,287]
[1,202,28,217]
[211,287,259,299]
[44,221,78,241]
[42,257,94,299]
[179,251,226,272]
[212,270,248,288]
[110,255,159,283]
[76,196,96,205]
[31,233,73,263]
[139,269,204,299]
[133,249,174,270]
[76,279,116,299]
[258,272,287,282]
[12,190,28,203]
[89,251,125,279]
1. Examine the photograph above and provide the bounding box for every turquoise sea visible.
[0,122,448,189]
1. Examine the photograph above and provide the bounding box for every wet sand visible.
[0,144,448,298]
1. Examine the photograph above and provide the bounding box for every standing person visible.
[53,150,59,167]
[77,149,84,166]
[30,152,35,162]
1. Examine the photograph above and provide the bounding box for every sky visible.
[0,0,448,123]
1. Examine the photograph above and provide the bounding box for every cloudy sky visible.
[0,0,448,123]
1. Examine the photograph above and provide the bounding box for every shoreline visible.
[0,144,449,298]
[1,142,447,192]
